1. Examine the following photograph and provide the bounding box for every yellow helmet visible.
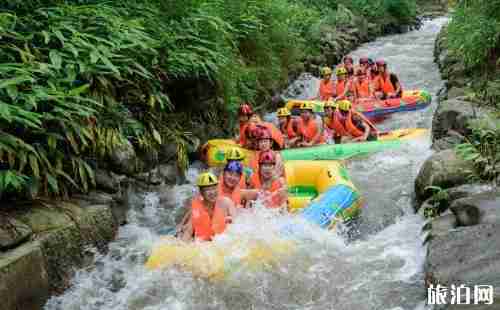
[300,101,315,111]
[324,100,338,109]
[276,107,291,117]
[336,67,348,76]
[321,66,332,76]
[338,100,352,111]
[196,172,218,187]
[226,147,245,161]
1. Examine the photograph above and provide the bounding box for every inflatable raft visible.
[285,89,431,118]
[200,128,427,166]
[286,160,362,228]
[145,161,361,277]
[145,236,296,280]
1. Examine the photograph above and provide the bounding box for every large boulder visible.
[431,99,477,142]
[94,169,123,193]
[0,241,49,310]
[0,217,32,251]
[415,149,474,202]
[109,139,138,175]
[450,191,500,227]
[425,223,500,305]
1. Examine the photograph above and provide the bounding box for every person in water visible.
[217,160,259,208]
[248,150,288,210]
[276,107,299,148]
[221,147,250,189]
[296,101,324,147]
[373,60,402,99]
[312,67,335,101]
[179,172,238,241]
[327,100,378,143]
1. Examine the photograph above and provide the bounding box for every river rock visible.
[432,135,464,151]
[0,218,32,251]
[425,222,500,304]
[109,139,137,175]
[14,202,73,233]
[0,241,49,310]
[450,191,500,227]
[415,149,473,202]
[431,98,477,141]
[95,169,122,193]
[446,86,467,99]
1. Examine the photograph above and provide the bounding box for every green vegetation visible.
[0,0,417,199]
[446,1,500,183]
[455,116,500,184]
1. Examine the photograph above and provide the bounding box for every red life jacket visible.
[191,196,226,241]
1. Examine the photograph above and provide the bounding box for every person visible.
[179,172,238,241]
[334,67,354,101]
[322,100,341,144]
[353,68,374,99]
[276,107,299,148]
[295,101,324,147]
[312,67,335,101]
[328,100,379,143]
[373,60,402,99]
[248,150,288,210]
[222,147,250,189]
[342,55,355,77]
[217,160,259,208]
[236,103,254,146]
[249,126,285,177]
[358,57,371,77]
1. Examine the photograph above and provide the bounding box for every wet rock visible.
[109,139,137,175]
[95,169,122,193]
[424,222,500,301]
[159,142,177,163]
[423,212,457,237]
[415,149,474,202]
[446,86,466,99]
[450,191,500,227]
[432,135,464,151]
[0,218,32,251]
[431,99,477,141]
[14,203,73,233]
[0,241,49,310]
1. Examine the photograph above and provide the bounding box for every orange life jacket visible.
[319,80,335,101]
[249,174,286,208]
[239,122,248,145]
[296,117,324,144]
[377,73,401,95]
[191,196,227,241]
[330,109,378,138]
[280,118,298,139]
[355,79,371,98]
[217,176,243,206]
[336,80,345,97]
[260,122,285,149]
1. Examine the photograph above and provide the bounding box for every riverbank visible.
[415,20,500,308]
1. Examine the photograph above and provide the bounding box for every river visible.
[44,17,449,310]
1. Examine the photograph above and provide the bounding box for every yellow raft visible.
[144,236,296,280]
[200,128,428,167]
